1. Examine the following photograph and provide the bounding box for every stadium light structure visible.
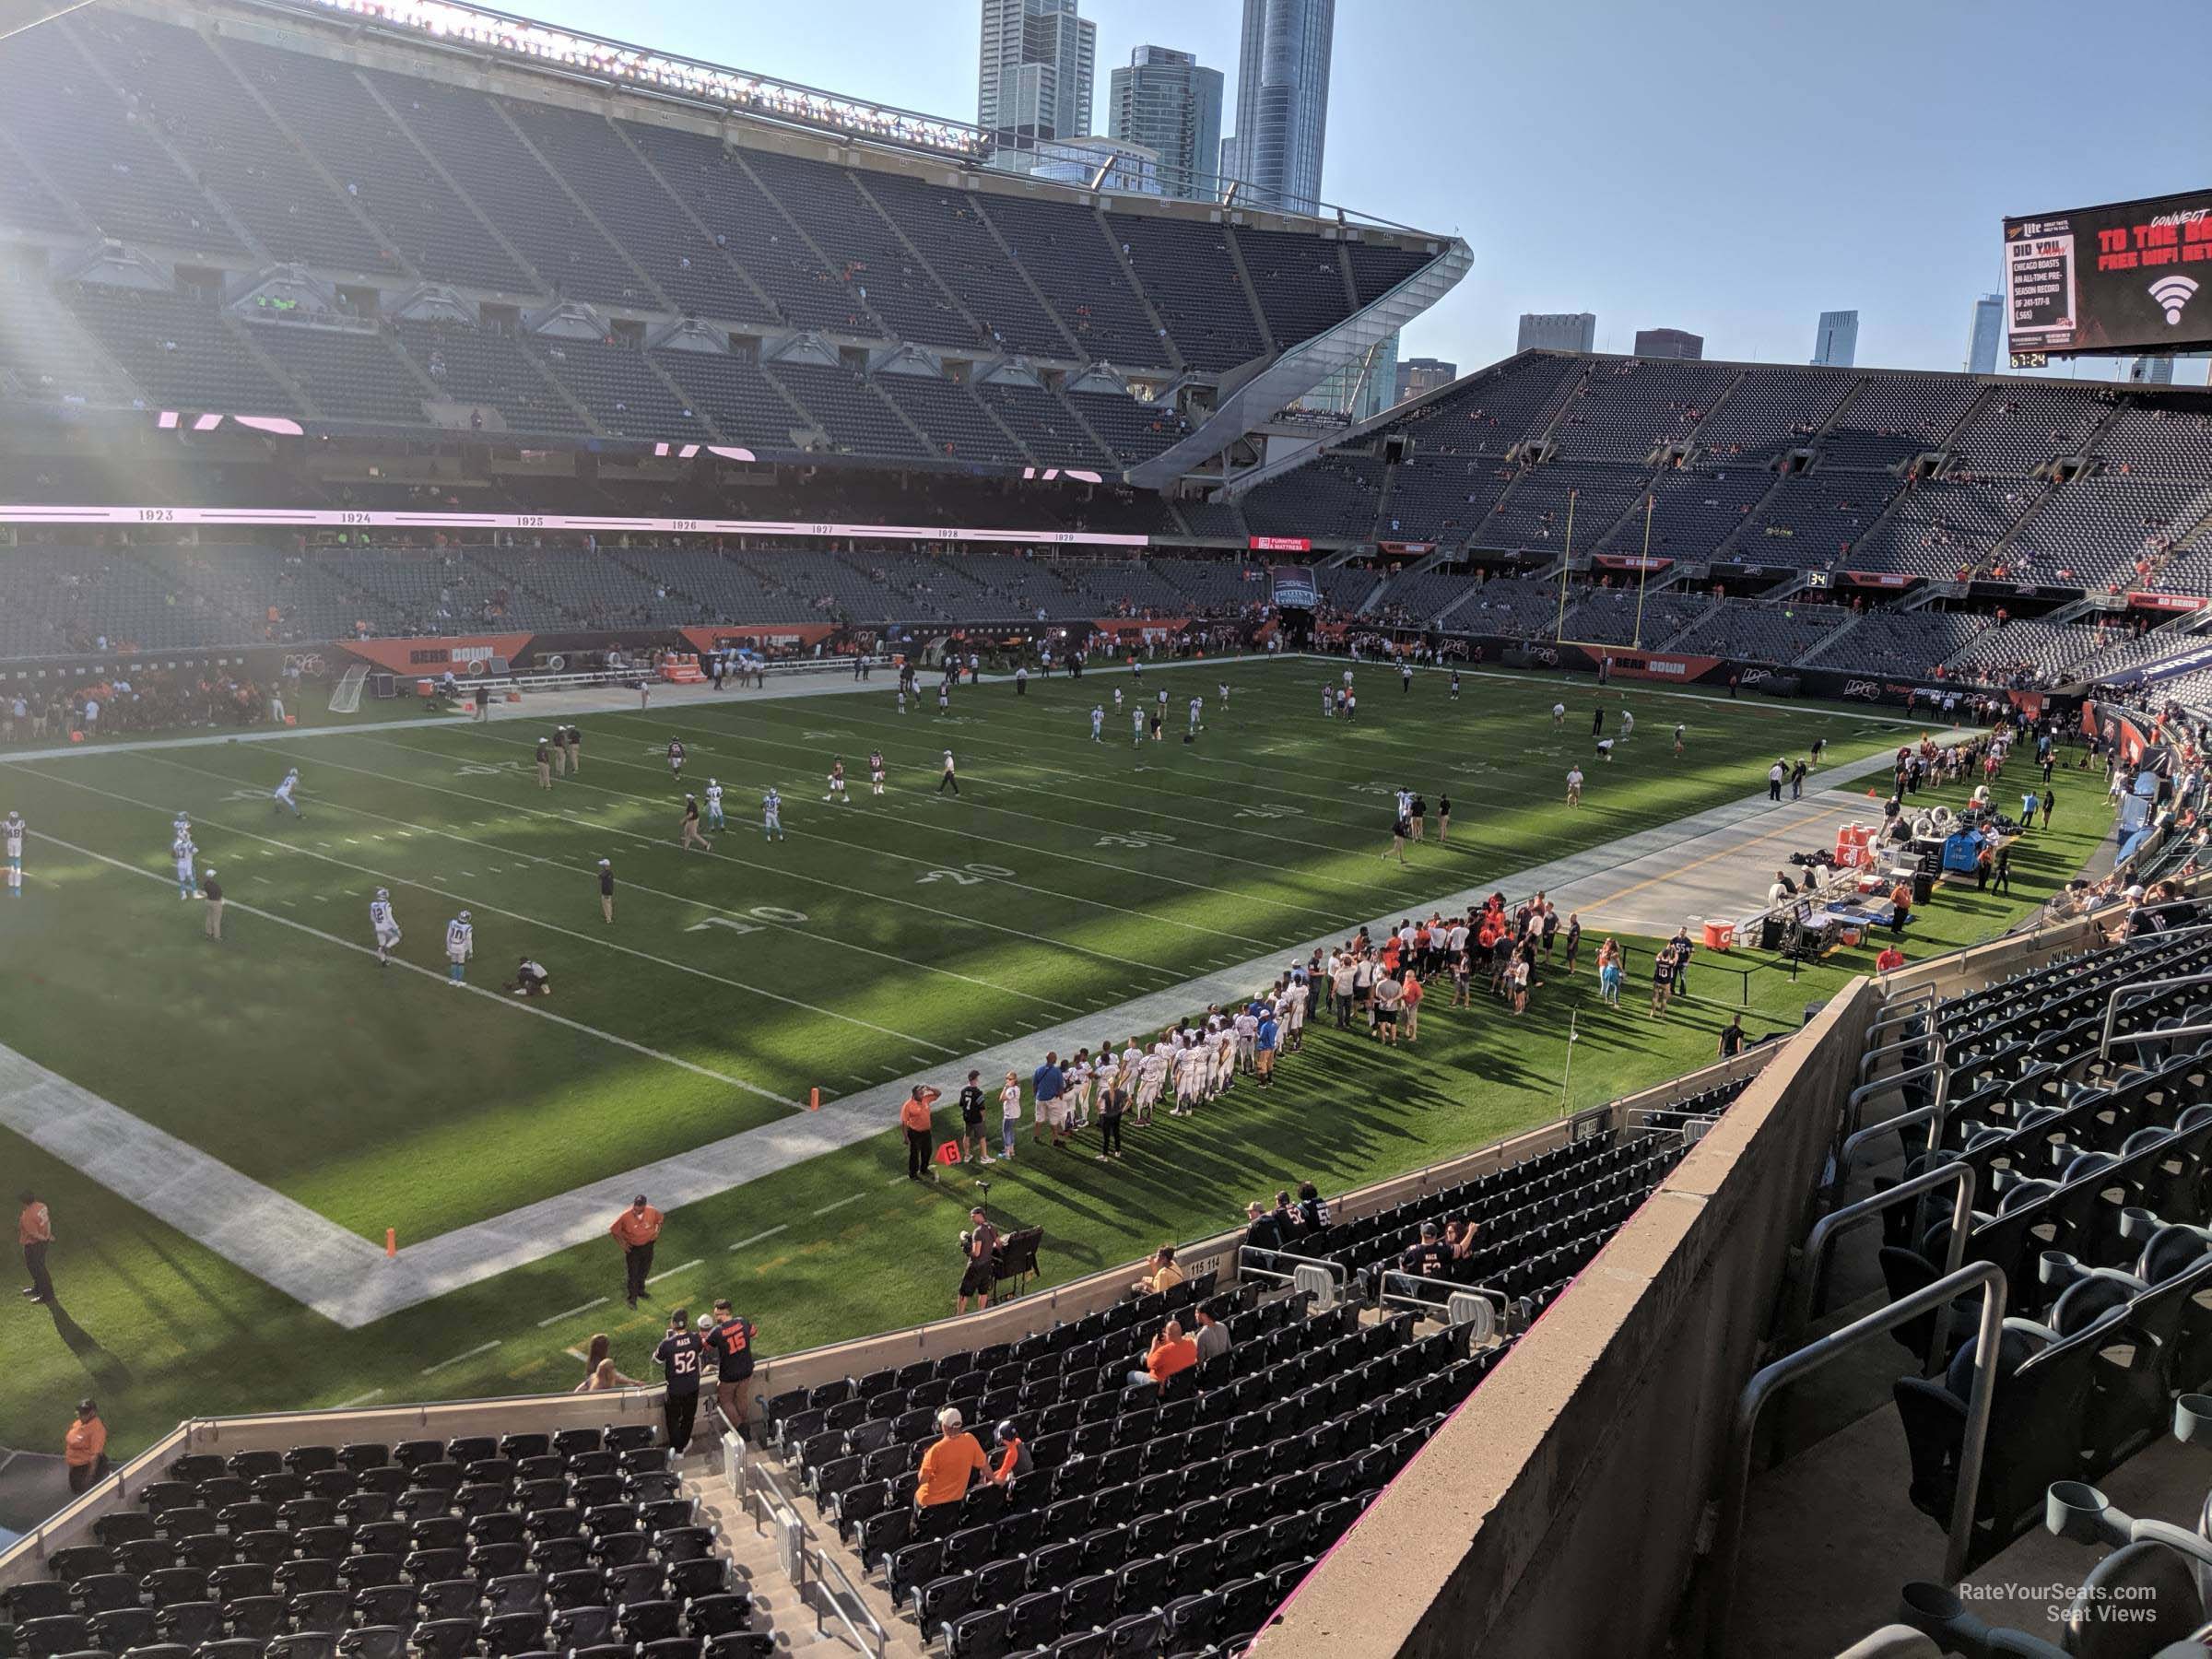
[300,0,986,159]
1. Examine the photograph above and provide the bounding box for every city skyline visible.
[500,0,2212,383]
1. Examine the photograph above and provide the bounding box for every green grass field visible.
[0,661,2106,1469]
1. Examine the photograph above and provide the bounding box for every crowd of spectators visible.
[1,666,300,745]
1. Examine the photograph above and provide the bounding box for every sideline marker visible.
[386,1228,397,1258]
[808,1087,820,1111]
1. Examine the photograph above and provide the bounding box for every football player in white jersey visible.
[1135,1044,1168,1124]
[3,810,23,897]
[1131,707,1146,747]
[171,829,197,900]
[761,787,785,841]
[444,911,474,985]
[272,768,302,818]
[703,779,725,831]
[1089,705,1104,743]
[370,888,402,966]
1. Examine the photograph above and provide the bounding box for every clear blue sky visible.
[521,0,2212,385]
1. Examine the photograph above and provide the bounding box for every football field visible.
[0,659,2101,1463]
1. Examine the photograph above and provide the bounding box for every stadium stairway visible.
[687,1456,872,1658]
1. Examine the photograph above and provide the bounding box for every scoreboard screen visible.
[2004,188,2212,357]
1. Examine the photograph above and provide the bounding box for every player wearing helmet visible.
[369,888,401,965]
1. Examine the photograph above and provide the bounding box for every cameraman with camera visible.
[958,1205,1000,1314]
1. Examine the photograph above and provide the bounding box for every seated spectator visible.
[1193,1304,1230,1366]
[990,1420,1031,1488]
[1243,1201,1284,1253]
[1129,1243,1185,1296]
[914,1407,990,1511]
[1443,1217,1480,1259]
[1874,942,1906,973]
[1296,1181,1331,1230]
[1128,1319,1199,1389]
[1399,1221,1453,1280]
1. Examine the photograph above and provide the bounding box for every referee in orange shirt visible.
[609,1194,663,1309]
[65,1399,108,1494]
[900,1085,941,1180]
[19,1189,54,1304]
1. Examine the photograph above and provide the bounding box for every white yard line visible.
[421,1341,500,1376]
[811,1194,866,1218]
[141,750,1081,1018]
[0,675,1938,1332]
[536,1297,609,1328]
[271,737,1183,980]
[26,830,801,1107]
[645,1258,704,1284]
[38,758,959,1055]
[419,726,1304,949]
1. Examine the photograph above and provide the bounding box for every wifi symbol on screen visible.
[2149,275,2200,325]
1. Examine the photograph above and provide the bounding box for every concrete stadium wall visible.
[1252,976,1885,1659]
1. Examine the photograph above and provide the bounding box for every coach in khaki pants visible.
[201,867,225,940]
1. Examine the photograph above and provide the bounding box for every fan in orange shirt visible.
[913,1408,990,1510]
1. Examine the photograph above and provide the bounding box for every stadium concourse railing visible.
[1247,901,2147,1659]
[0,1045,1778,1592]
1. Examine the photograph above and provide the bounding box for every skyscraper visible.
[1634,328,1703,360]
[1106,46,1223,201]
[2130,355,2177,385]
[1968,293,2004,374]
[1812,310,1858,368]
[1395,357,1458,402]
[1220,0,1335,215]
[978,0,1095,159]
[1518,313,1596,354]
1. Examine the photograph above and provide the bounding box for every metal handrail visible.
[2100,972,2212,1059]
[1375,1269,1507,1319]
[1843,1051,1948,1141]
[1838,1101,1953,1188]
[1705,1261,2008,1659]
[1790,1160,1978,1373]
[1835,1056,1953,1198]
[1865,988,1939,1035]
[1235,1245,1347,1287]
[805,1538,888,1657]
[2105,1022,2212,1054]
[1858,1030,1938,1081]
